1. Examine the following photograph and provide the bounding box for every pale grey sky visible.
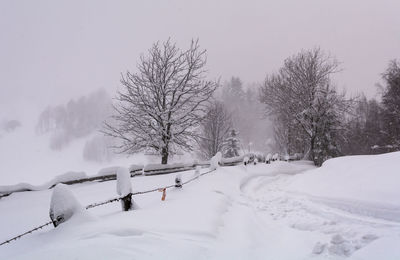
[1,0,399,117]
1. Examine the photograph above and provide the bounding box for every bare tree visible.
[197,101,232,159]
[104,39,217,164]
[260,48,350,165]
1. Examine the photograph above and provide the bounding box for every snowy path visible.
[238,166,400,259]
[1,162,400,259]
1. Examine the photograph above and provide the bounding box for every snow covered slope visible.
[287,152,400,220]
[1,156,400,259]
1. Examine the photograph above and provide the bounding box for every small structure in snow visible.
[210,152,222,170]
[116,167,133,211]
[253,158,258,165]
[266,153,272,164]
[272,153,279,161]
[243,156,249,166]
[175,174,182,188]
[49,184,83,227]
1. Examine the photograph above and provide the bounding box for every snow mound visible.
[49,184,84,226]
[51,171,87,183]
[0,171,87,195]
[243,156,249,164]
[221,155,243,165]
[97,166,120,176]
[288,152,400,207]
[116,167,132,196]
[210,152,222,170]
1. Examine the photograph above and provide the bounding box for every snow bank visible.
[97,166,120,177]
[143,163,195,176]
[49,184,84,227]
[0,171,87,195]
[288,152,400,207]
[116,167,132,197]
[129,164,144,175]
[221,155,243,166]
[51,171,87,183]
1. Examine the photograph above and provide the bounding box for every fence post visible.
[116,167,133,211]
[158,188,167,201]
[120,193,133,211]
[175,174,182,188]
[49,184,83,227]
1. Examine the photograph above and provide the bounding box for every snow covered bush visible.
[49,184,84,227]
[266,153,272,164]
[243,156,249,165]
[253,158,258,165]
[210,152,222,170]
[116,167,133,211]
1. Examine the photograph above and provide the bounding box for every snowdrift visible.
[288,152,400,208]
[0,171,88,195]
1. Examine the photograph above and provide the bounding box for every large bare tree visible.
[260,48,350,165]
[104,39,217,164]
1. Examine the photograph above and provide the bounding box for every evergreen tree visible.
[223,129,240,158]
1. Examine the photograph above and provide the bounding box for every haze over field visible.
[1,1,400,259]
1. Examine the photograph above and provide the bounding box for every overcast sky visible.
[1,0,399,118]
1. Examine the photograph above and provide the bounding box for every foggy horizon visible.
[1,0,400,118]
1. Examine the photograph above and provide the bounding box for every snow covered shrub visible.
[49,184,84,227]
[253,158,258,165]
[175,174,182,188]
[116,167,133,211]
[266,153,272,164]
[243,156,249,165]
[210,152,222,170]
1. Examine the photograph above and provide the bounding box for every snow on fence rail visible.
[0,156,243,246]
[0,158,243,198]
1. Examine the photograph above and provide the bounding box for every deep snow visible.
[0,154,400,259]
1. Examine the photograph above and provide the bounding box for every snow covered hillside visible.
[1,154,400,259]
[0,115,192,186]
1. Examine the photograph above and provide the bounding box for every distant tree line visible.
[341,60,400,155]
[37,89,112,151]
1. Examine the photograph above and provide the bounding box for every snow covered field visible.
[1,153,400,259]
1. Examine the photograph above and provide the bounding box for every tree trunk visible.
[310,136,316,165]
[161,146,169,164]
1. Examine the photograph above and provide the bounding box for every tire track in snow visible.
[238,167,400,258]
